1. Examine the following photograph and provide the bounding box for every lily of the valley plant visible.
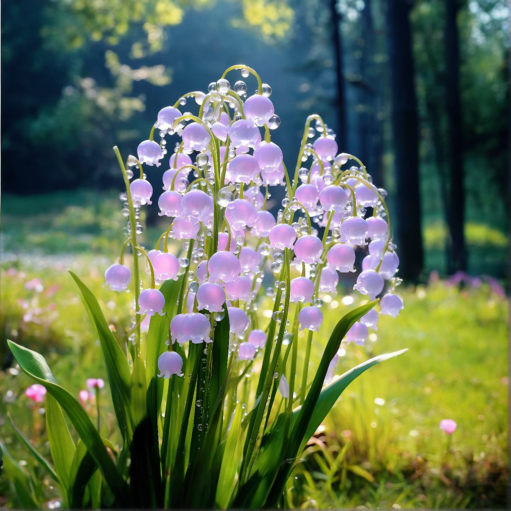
[7,65,406,509]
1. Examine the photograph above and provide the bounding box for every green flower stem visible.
[95,386,101,431]
[281,161,293,195]
[113,146,142,353]
[281,200,312,234]
[299,331,314,404]
[176,240,194,316]
[172,91,207,109]
[221,65,263,94]
[171,165,203,190]
[287,302,303,415]
[226,90,245,117]
[292,114,327,197]
[264,125,271,143]
[342,153,368,177]
[149,125,156,141]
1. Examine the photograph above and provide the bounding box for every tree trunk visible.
[445,0,467,272]
[386,0,424,281]
[330,0,347,149]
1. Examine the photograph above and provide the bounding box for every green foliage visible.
[5,270,403,507]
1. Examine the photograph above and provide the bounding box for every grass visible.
[0,190,508,508]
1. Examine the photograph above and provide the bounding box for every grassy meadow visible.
[0,190,508,508]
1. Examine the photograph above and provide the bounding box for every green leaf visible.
[7,340,131,505]
[69,440,97,508]
[216,403,243,509]
[46,393,76,503]
[7,411,59,484]
[1,442,40,508]
[264,300,381,507]
[69,271,133,440]
[293,349,408,451]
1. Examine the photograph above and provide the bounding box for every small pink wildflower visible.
[86,378,105,390]
[25,384,46,403]
[439,419,457,435]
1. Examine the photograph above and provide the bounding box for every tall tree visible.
[330,0,347,149]
[386,0,424,281]
[444,0,467,272]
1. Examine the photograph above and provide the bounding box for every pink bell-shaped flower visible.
[197,283,226,312]
[182,122,211,152]
[380,294,404,317]
[345,322,368,345]
[254,142,283,172]
[294,235,323,264]
[158,191,182,217]
[327,244,355,272]
[379,252,400,279]
[228,119,261,150]
[244,94,275,126]
[278,374,289,398]
[239,247,263,271]
[225,199,258,230]
[261,168,285,186]
[169,152,193,169]
[354,270,384,299]
[208,251,241,283]
[313,136,338,160]
[269,224,296,250]
[171,313,211,344]
[228,307,250,335]
[227,154,260,184]
[218,231,237,252]
[295,184,319,210]
[319,185,349,212]
[105,264,131,291]
[181,190,213,221]
[196,261,208,284]
[137,140,163,166]
[440,419,457,435]
[356,184,379,207]
[163,169,189,192]
[225,276,252,301]
[138,289,165,316]
[153,253,180,282]
[86,378,105,389]
[341,217,368,245]
[369,239,386,258]
[172,216,200,240]
[238,342,256,361]
[25,384,46,403]
[299,306,323,331]
[360,308,379,329]
[248,329,267,348]
[186,292,196,313]
[252,211,276,237]
[290,277,314,303]
[366,217,388,240]
[158,351,183,377]
[156,106,181,131]
[211,122,228,141]
[130,179,153,206]
[147,250,161,262]
[319,266,339,293]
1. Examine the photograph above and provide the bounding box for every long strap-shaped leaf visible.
[69,272,133,441]
[7,340,131,505]
[293,348,408,451]
[7,412,59,484]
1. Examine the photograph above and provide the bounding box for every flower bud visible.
[158,351,183,377]
[248,329,267,348]
[299,306,323,331]
[238,342,256,360]
[138,289,165,316]
[105,264,131,291]
[25,384,46,403]
[137,140,163,166]
[380,294,404,317]
[197,283,226,312]
[228,307,250,335]
[345,322,368,345]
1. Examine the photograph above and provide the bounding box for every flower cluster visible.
[105,65,403,383]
